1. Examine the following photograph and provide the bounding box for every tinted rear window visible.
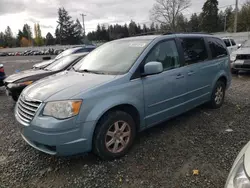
[223,39,231,47]
[180,37,208,65]
[208,38,228,59]
[230,39,236,46]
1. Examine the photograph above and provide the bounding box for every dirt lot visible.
[1,57,250,188]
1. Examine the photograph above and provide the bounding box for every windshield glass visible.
[46,55,80,71]
[55,48,78,59]
[75,39,151,74]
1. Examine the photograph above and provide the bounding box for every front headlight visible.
[43,100,82,119]
[231,54,237,62]
[225,156,250,188]
[8,81,33,88]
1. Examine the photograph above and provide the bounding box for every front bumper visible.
[15,104,96,156]
[231,60,250,71]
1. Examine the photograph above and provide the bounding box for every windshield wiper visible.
[76,69,105,74]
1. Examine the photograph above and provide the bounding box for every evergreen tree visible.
[45,32,55,45]
[218,11,225,32]
[224,6,234,31]
[237,2,250,32]
[128,20,137,36]
[55,28,60,44]
[4,26,15,47]
[189,13,200,32]
[22,24,32,40]
[56,7,81,44]
[142,24,148,33]
[201,0,219,32]
[123,24,129,37]
[0,32,4,47]
[150,23,156,32]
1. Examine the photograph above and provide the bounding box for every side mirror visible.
[143,61,163,76]
[0,64,3,68]
[238,44,242,49]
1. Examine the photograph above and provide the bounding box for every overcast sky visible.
[0,0,236,37]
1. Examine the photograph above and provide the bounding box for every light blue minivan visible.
[15,34,231,160]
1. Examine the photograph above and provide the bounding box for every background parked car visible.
[34,46,95,68]
[0,64,6,86]
[0,52,8,56]
[223,37,239,54]
[4,52,89,101]
[231,40,250,74]
[50,45,96,60]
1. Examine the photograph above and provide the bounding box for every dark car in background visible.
[4,52,89,101]
[231,40,250,74]
[0,64,6,86]
[34,46,95,69]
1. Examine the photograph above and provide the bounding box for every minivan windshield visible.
[45,55,80,71]
[74,39,151,75]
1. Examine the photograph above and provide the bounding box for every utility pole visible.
[234,0,238,33]
[224,15,227,32]
[80,14,86,37]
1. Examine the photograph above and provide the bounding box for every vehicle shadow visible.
[232,71,250,79]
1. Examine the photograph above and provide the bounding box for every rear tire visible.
[209,80,226,109]
[93,111,136,160]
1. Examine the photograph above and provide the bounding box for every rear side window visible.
[180,37,208,65]
[223,39,231,47]
[144,40,180,71]
[230,39,236,46]
[208,38,228,59]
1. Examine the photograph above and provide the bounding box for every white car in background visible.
[222,38,239,54]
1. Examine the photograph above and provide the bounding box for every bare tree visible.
[150,0,191,32]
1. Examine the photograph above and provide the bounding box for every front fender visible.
[85,94,145,128]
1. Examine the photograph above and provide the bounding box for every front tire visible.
[93,111,136,160]
[209,80,226,109]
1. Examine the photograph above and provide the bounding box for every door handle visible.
[176,73,184,79]
[188,71,195,76]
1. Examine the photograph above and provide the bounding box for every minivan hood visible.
[22,71,116,101]
[5,69,51,83]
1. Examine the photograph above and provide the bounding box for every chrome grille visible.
[17,95,41,124]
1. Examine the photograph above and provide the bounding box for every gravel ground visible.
[1,58,250,188]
